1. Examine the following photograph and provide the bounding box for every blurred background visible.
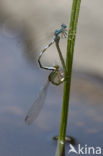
[0,0,103,156]
[0,0,103,74]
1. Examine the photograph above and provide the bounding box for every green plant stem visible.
[55,0,81,155]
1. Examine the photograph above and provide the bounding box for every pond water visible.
[0,31,103,156]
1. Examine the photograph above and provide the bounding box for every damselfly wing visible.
[25,80,49,125]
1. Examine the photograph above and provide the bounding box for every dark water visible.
[0,31,103,156]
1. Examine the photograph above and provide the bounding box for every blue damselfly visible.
[25,24,68,125]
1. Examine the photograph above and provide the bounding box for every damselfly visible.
[25,24,68,125]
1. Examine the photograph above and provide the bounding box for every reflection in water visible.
[0,31,103,156]
[53,136,76,145]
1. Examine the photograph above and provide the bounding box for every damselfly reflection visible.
[25,24,69,125]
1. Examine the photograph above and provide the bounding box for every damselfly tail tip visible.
[25,115,31,125]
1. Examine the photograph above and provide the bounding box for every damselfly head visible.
[61,24,67,29]
[54,24,67,37]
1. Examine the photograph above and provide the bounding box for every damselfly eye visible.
[61,24,67,29]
